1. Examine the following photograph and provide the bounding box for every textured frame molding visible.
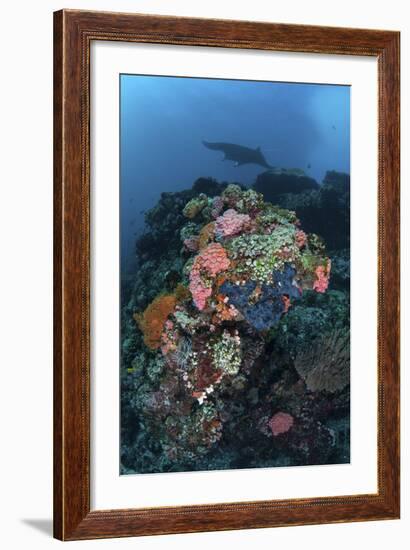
[53,9,400,540]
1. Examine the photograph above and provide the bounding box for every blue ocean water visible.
[120,74,350,273]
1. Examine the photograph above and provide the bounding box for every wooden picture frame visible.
[53,9,400,540]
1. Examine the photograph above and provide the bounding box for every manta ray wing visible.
[202,140,227,151]
[202,140,272,169]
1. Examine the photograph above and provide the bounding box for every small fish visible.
[140,209,145,214]
[307,163,311,169]
[332,125,336,131]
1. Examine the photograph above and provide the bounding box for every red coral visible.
[282,294,291,313]
[135,294,177,350]
[313,259,331,293]
[268,412,294,436]
[213,293,240,323]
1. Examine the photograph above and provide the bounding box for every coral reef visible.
[121,175,350,474]
[254,170,319,200]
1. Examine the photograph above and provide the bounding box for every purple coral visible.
[211,196,224,219]
[183,236,199,252]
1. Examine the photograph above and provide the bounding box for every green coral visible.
[307,233,325,254]
[233,188,265,214]
[173,309,200,333]
[226,226,298,283]
[182,194,209,219]
[212,330,242,375]
[256,203,298,226]
[268,290,349,356]
[180,222,199,241]
[221,183,243,204]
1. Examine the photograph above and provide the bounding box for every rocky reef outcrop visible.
[121,174,350,474]
[254,170,350,250]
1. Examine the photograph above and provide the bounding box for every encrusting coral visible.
[189,243,231,310]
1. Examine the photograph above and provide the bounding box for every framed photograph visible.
[54,9,400,540]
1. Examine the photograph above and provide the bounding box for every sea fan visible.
[294,328,350,393]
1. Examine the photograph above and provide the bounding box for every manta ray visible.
[202,140,273,169]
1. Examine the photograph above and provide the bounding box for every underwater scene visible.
[120,74,350,475]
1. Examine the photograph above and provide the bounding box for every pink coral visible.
[313,259,331,293]
[189,270,212,311]
[215,209,251,238]
[189,243,230,310]
[160,319,179,355]
[268,412,294,436]
[196,242,230,277]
